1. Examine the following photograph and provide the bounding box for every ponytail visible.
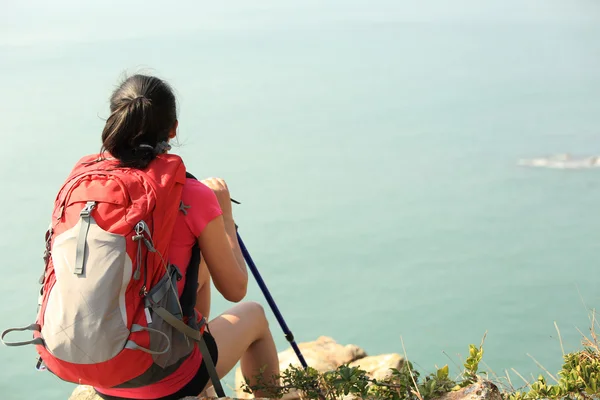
[100,75,177,169]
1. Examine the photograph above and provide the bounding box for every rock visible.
[435,379,502,400]
[278,336,367,371]
[68,384,263,400]
[68,338,499,400]
[234,336,367,399]
[348,353,404,381]
[338,380,501,400]
[68,386,101,400]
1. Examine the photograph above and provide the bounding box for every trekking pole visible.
[236,231,309,369]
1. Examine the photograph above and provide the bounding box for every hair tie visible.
[154,141,171,154]
[132,95,151,105]
[138,141,171,155]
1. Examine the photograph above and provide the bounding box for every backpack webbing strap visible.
[196,331,223,397]
[124,325,171,355]
[1,324,44,347]
[151,305,225,398]
[74,201,96,275]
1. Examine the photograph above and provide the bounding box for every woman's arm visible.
[198,178,248,302]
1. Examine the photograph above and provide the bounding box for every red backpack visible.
[2,154,223,394]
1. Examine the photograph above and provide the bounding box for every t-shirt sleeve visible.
[182,178,223,237]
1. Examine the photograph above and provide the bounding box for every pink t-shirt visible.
[96,178,223,399]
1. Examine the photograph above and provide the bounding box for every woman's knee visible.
[241,301,270,332]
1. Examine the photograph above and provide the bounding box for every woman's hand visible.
[198,177,248,302]
[201,177,233,219]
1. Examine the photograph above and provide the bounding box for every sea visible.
[1,1,599,399]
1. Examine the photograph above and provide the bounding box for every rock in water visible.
[517,154,600,169]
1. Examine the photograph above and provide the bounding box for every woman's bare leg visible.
[203,302,279,397]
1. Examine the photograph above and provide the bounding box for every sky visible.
[2,0,600,47]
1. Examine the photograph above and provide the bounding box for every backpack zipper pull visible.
[133,240,142,280]
[144,307,153,324]
[132,222,146,280]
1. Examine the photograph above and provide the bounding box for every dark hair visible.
[101,74,177,169]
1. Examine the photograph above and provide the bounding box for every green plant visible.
[504,310,600,400]
[243,343,483,400]
[461,343,485,387]
[242,311,600,400]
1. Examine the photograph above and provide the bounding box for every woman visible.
[93,74,279,399]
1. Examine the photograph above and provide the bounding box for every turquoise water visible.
[1,1,600,399]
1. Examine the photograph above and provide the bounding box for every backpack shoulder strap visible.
[173,170,225,398]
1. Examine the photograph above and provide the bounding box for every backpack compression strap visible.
[150,304,225,397]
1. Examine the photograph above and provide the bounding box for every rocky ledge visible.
[69,336,501,400]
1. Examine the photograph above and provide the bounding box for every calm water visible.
[1,1,600,399]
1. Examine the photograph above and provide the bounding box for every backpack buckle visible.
[35,356,47,372]
[79,201,96,217]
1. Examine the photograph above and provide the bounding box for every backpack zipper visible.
[55,171,129,222]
